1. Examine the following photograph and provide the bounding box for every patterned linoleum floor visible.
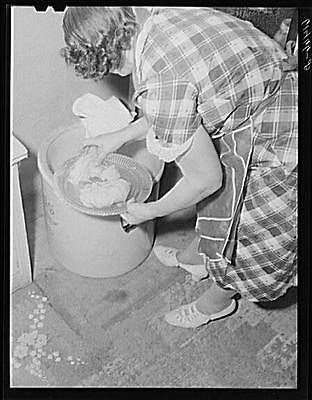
[11,210,297,388]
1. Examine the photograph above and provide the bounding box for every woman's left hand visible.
[120,202,157,226]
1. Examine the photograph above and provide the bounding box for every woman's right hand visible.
[83,132,123,165]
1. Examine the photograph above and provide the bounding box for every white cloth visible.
[72,93,134,138]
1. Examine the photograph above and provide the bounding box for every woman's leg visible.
[176,235,204,265]
[195,280,237,315]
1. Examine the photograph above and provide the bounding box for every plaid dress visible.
[132,8,297,301]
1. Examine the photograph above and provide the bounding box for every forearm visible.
[123,125,223,226]
[149,124,222,218]
[115,116,148,146]
[150,175,219,218]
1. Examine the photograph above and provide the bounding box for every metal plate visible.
[53,153,153,216]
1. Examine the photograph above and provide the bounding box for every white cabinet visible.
[11,136,32,291]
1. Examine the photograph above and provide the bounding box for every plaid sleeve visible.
[133,76,201,161]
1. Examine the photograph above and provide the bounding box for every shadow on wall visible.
[13,7,130,263]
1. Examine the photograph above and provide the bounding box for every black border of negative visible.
[1,3,311,400]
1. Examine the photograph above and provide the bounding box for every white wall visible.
[12,7,130,200]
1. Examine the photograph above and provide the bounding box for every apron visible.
[197,73,287,265]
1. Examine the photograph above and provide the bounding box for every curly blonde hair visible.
[60,7,138,80]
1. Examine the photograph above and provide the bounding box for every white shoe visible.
[165,299,237,328]
[153,245,208,282]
